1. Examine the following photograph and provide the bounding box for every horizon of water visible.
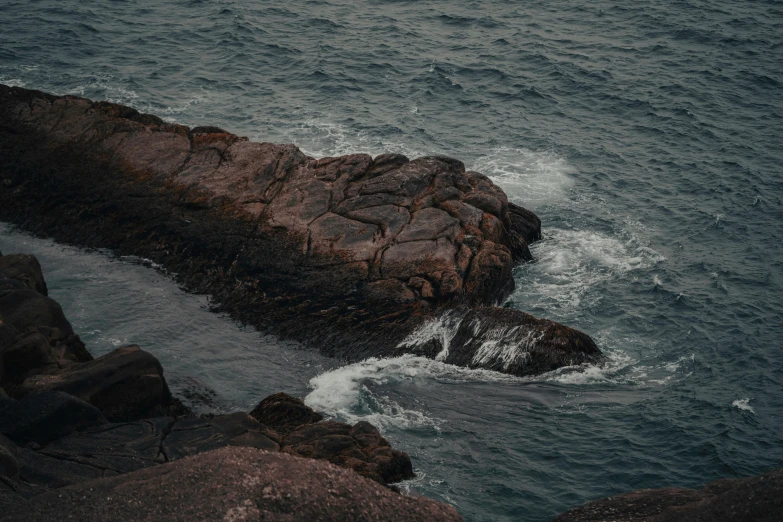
[2,1,783,520]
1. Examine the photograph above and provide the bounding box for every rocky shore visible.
[551,468,783,521]
[1,85,781,521]
[0,84,601,377]
[0,250,460,520]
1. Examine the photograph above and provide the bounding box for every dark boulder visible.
[249,392,323,434]
[34,416,173,477]
[398,307,603,376]
[0,391,106,445]
[1,447,463,522]
[0,255,91,389]
[0,434,18,479]
[551,467,783,522]
[0,85,602,377]
[16,345,175,421]
[283,420,414,485]
[0,254,48,295]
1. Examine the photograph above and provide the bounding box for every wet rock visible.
[16,345,174,421]
[283,420,414,485]
[163,412,280,461]
[445,307,602,375]
[551,467,783,522]
[249,392,323,434]
[0,254,48,295]
[0,391,106,445]
[0,85,601,376]
[0,254,91,389]
[2,447,462,522]
[508,201,542,243]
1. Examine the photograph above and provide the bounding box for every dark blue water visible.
[2,1,782,520]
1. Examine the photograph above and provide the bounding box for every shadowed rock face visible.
[1,447,463,522]
[0,85,602,376]
[550,467,783,522]
[0,253,180,421]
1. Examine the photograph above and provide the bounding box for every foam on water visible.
[733,398,755,414]
[304,354,536,431]
[512,228,665,314]
[270,117,428,161]
[471,148,576,209]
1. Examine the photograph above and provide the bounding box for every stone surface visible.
[445,307,602,376]
[1,447,463,522]
[0,254,91,390]
[551,467,783,522]
[0,85,601,377]
[0,434,18,479]
[249,392,324,434]
[16,345,175,421]
[283,420,414,485]
[0,391,106,445]
[164,412,281,461]
[0,254,48,295]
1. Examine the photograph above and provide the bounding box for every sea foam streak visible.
[471,147,576,209]
[732,398,755,414]
[304,354,529,432]
[511,228,665,314]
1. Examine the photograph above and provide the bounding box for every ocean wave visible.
[471,148,576,209]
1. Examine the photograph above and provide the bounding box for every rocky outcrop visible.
[1,447,462,522]
[16,344,176,422]
[0,253,180,420]
[551,467,783,522]
[0,254,91,387]
[398,306,602,376]
[0,84,602,376]
[0,253,420,519]
[0,391,106,445]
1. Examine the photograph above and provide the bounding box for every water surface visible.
[2,0,782,520]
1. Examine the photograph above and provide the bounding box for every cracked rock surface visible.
[0,84,602,376]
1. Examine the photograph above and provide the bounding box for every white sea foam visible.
[732,398,755,414]
[272,118,427,161]
[512,228,665,313]
[469,324,539,371]
[0,78,25,87]
[396,311,463,361]
[305,354,528,431]
[471,147,576,209]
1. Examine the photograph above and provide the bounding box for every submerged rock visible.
[0,84,603,376]
[551,467,783,522]
[2,447,462,522]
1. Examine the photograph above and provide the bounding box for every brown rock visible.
[0,85,602,378]
[2,447,462,522]
[249,392,323,434]
[282,420,414,485]
[16,345,173,422]
[551,467,783,522]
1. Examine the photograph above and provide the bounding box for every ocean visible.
[1,0,782,520]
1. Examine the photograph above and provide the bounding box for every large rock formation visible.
[0,84,602,376]
[1,447,462,522]
[550,467,783,521]
[0,253,419,518]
